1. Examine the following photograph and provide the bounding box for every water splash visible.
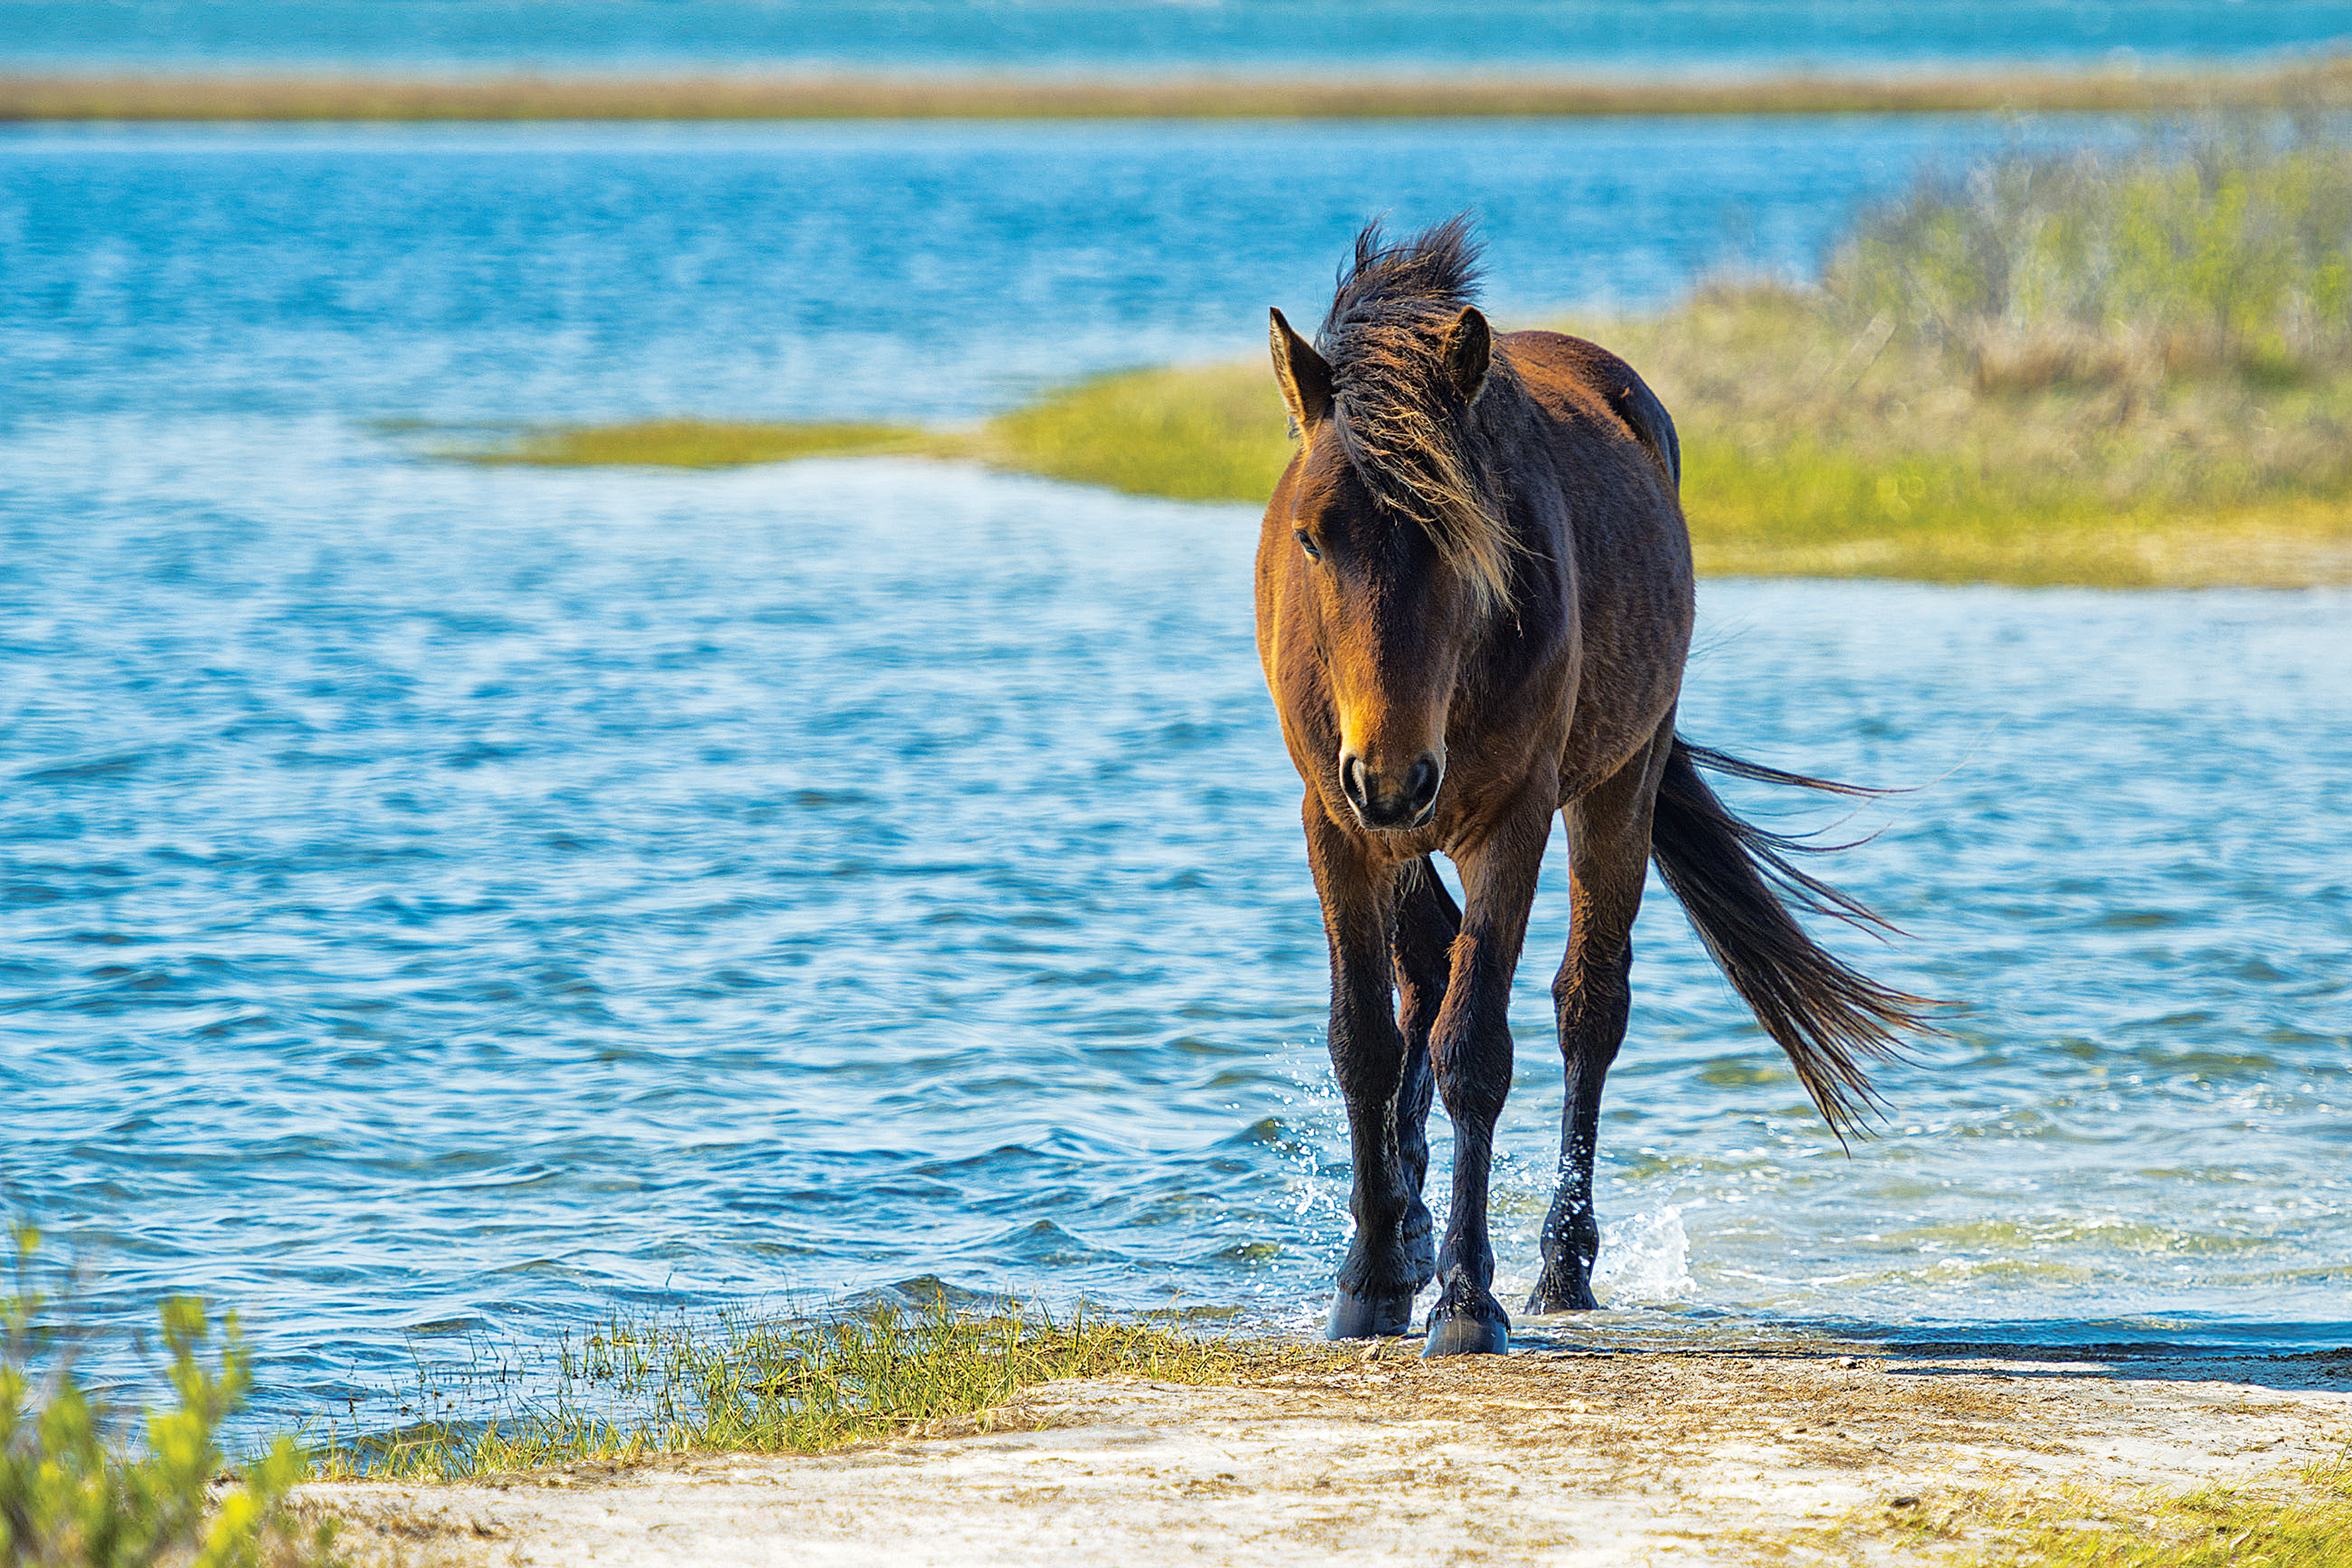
[1595,1207,1697,1306]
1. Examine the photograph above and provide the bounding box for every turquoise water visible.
[3,121,2349,1433]
[7,0,2351,75]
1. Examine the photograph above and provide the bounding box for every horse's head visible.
[1268,303,1498,833]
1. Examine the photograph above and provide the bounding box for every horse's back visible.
[1500,329,1681,489]
[1496,329,1695,801]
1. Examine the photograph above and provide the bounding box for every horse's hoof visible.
[1524,1277,1600,1314]
[1327,1287,1416,1340]
[1422,1304,1510,1358]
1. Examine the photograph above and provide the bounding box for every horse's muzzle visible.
[1341,751,1443,831]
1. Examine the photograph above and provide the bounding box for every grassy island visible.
[451,127,2352,590]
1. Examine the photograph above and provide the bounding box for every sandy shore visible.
[301,1334,2352,1565]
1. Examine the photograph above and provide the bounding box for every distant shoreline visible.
[6,57,2351,121]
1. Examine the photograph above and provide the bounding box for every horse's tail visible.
[1648,736,1936,1137]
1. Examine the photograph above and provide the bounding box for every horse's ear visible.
[1441,305,1492,404]
[1269,307,1333,431]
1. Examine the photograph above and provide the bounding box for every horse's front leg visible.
[1390,856,1460,1293]
[1305,800,1417,1340]
[1423,786,1553,1358]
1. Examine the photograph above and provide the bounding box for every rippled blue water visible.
[3,118,2128,425]
[4,121,2349,1433]
[7,0,2351,74]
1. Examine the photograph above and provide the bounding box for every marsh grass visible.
[439,368,1293,495]
[447,340,2351,588]
[9,61,2352,123]
[443,372,1289,497]
[980,364,1293,501]
[1834,122,2352,384]
[437,122,2352,588]
[1580,284,2352,586]
[7,1237,1316,1533]
[1589,125,2352,585]
[310,1300,1310,1483]
[440,418,951,469]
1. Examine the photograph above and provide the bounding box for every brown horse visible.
[1256,218,1930,1357]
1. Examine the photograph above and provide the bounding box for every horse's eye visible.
[1294,530,1322,561]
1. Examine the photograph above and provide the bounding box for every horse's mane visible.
[1316,216,1518,613]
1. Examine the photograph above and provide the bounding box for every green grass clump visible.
[314,1300,1302,1482]
[981,364,1293,501]
[437,370,1292,500]
[1,1227,331,1568]
[445,418,947,469]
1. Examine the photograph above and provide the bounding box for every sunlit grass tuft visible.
[443,372,1291,498]
[444,418,951,469]
[979,363,1293,501]
[311,1300,1314,1482]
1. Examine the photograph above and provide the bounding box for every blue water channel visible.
[4,119,2349,1433]
[7,0,2351,74]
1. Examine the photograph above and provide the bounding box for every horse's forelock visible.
[1317,217,1518,614]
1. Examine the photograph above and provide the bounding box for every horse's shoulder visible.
[1497,330,1681,488]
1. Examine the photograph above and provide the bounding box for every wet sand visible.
[301,1336,2352,1565]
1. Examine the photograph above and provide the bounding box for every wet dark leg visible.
[1305,803,1418,1340]
[1391,857,1460,1290]
[1422,791,1549,1358]
[1529,728,1670,1314]
[1529,940,1630,1312]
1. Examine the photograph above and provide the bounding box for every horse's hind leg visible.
[1391,856,1459,1290]
[1529,726,1674,1314]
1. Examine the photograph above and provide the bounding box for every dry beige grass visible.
[7,60,2352,122]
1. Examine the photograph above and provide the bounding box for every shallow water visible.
[8,436,2348,1418]
[3,120,2349,1434]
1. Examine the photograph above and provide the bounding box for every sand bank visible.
[300,1336,2352,1565]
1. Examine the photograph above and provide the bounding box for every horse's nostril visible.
[1340,753,1369,807]
[1407,757,1443,811]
